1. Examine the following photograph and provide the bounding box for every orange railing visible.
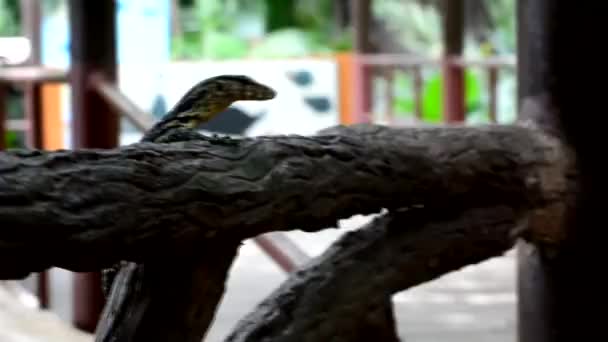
[0,64,68,307]
[0,65,67,150]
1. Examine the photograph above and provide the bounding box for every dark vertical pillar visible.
[517,1,607,341]
[69,0,118,149]
[441,0,465,123]
[68,0,118,333]
[352,0,372,123]
[20,0,48,309]
[333,0,350,32]
[352,0,371,54]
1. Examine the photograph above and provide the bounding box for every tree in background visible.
[171,0,351,60]
[0,0,24,148]
[264,0,296,32]
[0,0,20,36]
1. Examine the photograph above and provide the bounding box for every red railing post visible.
[68,0,118,333]
[20,0,43,148]
[20,0,49,309]
[442,59,465,123]
[441,0,465,123]
[352,0,373,123]
[352,58,372,123]
[254,235,300,273]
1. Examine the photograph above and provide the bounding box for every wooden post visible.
[19,0,49,309]
[68,0,118,333]
[517,1,607,341]
[441,0,465,123]
[20,0,44,148]
[487,67,498,123]
[352,0,373,123]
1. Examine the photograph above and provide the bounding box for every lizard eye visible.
[216,83,224,91]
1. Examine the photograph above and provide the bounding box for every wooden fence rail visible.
[352,54,516,124]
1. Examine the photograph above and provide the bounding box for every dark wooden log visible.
[0,122,576,340]
[95,239,240,342]
[0,124,570,279]
[225,205,522,341]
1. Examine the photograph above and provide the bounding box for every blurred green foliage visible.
[0,0,20,36]
[392,69,482,123]
[5,131,24,148]
[388,66,517,125]
[264,0,295,32]
[486,0,516,54]
[3,87,26,148]
[171,0,351,60]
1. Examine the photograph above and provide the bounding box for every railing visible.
[0,65,68,308]
[91,75,155,132]
[351,54,517,124]
[0,65,67,150]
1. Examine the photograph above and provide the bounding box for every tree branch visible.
[95,239,240,342]
[0,124,568,278]
[225,205,523,341]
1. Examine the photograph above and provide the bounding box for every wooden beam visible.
[516,1,607,341]
[0,67,67,83]
[68,0,118,333]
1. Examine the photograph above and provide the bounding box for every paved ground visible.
[17,215,516,342]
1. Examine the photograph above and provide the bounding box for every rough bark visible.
[320,122,577,246]
[0,124,568,279]
[225,205,523,341]
[355,297,400,342]
[95,238,240,342]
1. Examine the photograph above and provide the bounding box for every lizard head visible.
[170,75,276,125]
[209,75,277,102]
